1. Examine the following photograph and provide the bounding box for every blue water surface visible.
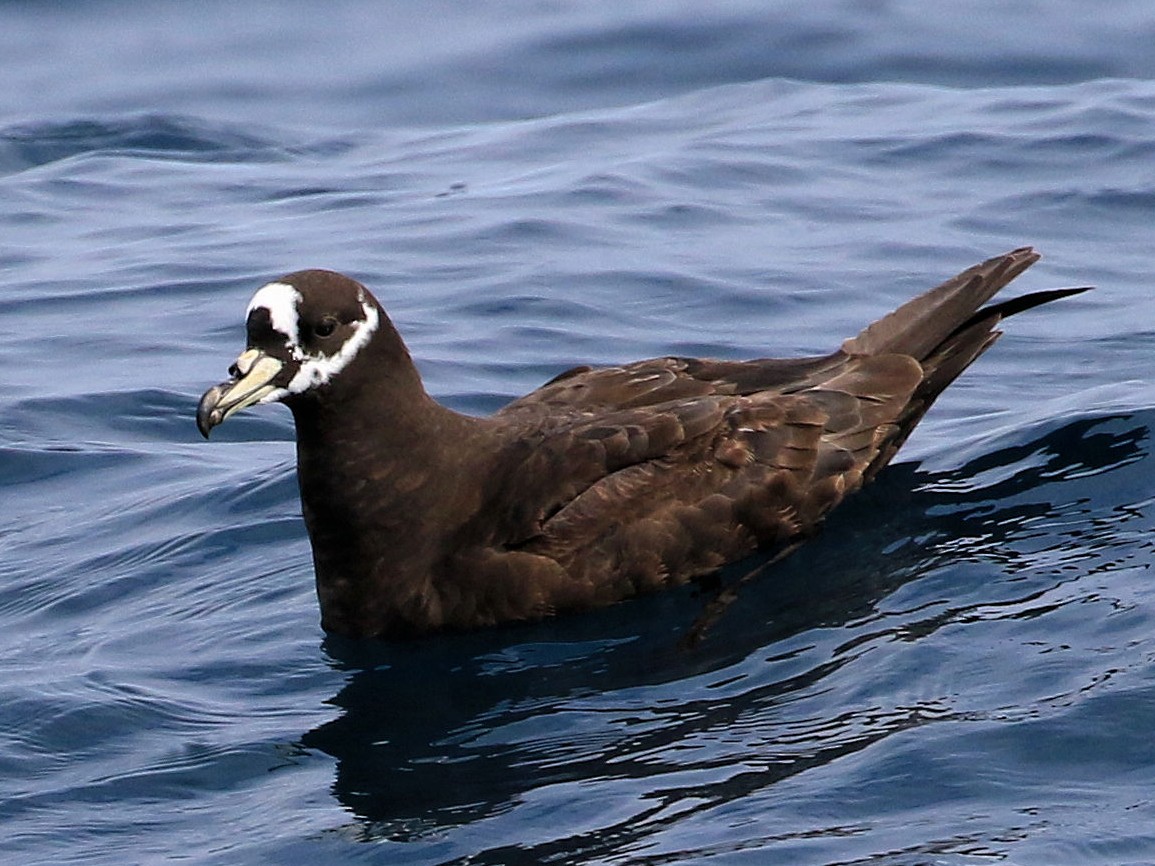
[3,2,1155,864]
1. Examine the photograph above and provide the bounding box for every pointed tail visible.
[846,247,1090,479]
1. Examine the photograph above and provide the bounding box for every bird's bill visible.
[196,348,285,438]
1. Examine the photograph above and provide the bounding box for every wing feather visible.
[475,249,1082,603]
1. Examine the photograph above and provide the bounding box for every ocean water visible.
[3,2,1155,864]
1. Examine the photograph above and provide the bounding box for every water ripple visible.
[2,21,1154,862]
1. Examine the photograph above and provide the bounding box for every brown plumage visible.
[197,247,1087,639]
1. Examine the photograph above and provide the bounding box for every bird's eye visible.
[314,317,338,338]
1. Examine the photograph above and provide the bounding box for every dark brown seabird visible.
[197,248,1086,639]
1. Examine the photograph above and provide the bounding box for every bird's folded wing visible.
[502,352,923,561]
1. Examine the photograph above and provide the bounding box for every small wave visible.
[0,114,287,176]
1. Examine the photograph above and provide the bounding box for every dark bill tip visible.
[196,384,228,439]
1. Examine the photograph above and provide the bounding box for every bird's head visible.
[196,269,384,437]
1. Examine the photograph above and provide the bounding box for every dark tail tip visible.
[981,285,1092,320]
[947,285,1091,342]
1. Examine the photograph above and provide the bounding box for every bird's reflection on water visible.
[301,412,1150,847]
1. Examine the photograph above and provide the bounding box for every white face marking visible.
[285,292,379,394]
[244,282,380,402]
[247,282,302,352]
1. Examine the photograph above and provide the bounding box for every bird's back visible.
[486,248,1085,605]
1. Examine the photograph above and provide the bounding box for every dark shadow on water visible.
[299,412,1150,853]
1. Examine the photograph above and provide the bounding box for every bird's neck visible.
[289,379,495,637]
